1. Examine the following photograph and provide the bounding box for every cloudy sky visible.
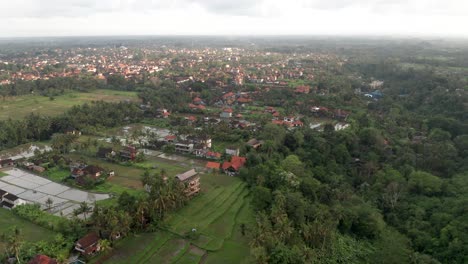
[1,0,468,37]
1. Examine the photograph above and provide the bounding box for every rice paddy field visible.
[97,173,254,264]
[0,209,57,252]
[0,89,139,120]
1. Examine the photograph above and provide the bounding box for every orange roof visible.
[28,255,57,264]
[206,162,221,169]
[222,156,246,171]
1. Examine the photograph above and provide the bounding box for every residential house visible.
[28,255,57,264]
[75,232,100,256]
[225,147,240,156]
[64,127,81,136]
[0,159,14,168]
[97,147,115,159]
[220,108,233,118]
[334,123,350,131]
[83,165,104,179]
[120,146,138,161]
[205,161,221,171]
[175,141,194,154]
[206,151,222,160]
[27,165,46,173]
[164,135,176,143]
[1,193,26,209]
[246,139,263,149]
[222,156,247,176]
[292,120,304,127]
[175,169,200,197]
[295,85,310,94]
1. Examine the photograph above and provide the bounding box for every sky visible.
[1,0,468,37]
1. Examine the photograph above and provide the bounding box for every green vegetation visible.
[0,209,57,251]
[0,171,7,177]
[0,89,139,120]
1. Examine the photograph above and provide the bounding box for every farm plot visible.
[100,173,252,264]
[0,89,139,120]
[0,208,57,252]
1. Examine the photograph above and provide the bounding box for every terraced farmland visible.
[99,173,253,264]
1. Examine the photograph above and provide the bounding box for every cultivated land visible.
[0,89,139,120]
[97,173,253,264]
[0,209,57,251]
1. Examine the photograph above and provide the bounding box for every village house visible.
[222,156,247,176]
[246,139,264,149]
[0,158,14,169]
[220,108,233,118]
[64,127,82,136]
[175,141,194,154]
[294,85,311,94]
[1,192,26,209]
[75,232,100,256]
[120,146,138,161]
[225,147,240,156]
[205,161,221,171]
[28,254,58,264]
[97,147,116,159]
[175,169,201,197]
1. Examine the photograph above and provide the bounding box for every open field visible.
[0,89,139,120]
[0,208,57,251]
[98,173,253,264]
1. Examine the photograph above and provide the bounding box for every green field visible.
[0,89,139,120]
[99,173,253,264]
[0,209,57,251]
[0,171,7,177]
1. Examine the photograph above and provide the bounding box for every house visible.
[70,167,85,178]
[164,135,177,143]
[75,232,100,256]
[83,165,104,179]
[247,139,263,149]
[65,127,82,136]
[0,189,7,200]
[283,116,296,123]
[206,151,222,160]
[28,255,57,264]
[295,85,310,94]
[175,169,200,197]
[205,161,221,171]
[120,146,138,161]
[1,193,26,209]
[0,159,14,168]
[222,156,247,176]
[292,120,304,127]
[27,165,46,173]
[220,108,233,118]
[334,122,350,131]
[97,147,115,159]
[225,147,240,156]
[175,141,194,154]
[186,135,212,148]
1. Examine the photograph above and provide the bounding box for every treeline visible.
[239,64,468,263]
[0,101,143,150]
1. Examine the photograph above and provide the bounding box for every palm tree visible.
[98,239,112,253]
[4,226,23,264]
[45,197,54,212]
[79,201,92,220]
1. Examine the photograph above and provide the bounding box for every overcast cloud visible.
[1,0,468,37]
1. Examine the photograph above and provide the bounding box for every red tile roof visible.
[222,156,246,171]
[28,255,57,264]
[206,161,221,169]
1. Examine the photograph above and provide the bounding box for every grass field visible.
[99,173,253,264]
[0,209,57,251]
[0,171,7,177]
[0,89,139,120]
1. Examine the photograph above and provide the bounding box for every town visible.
[0,35,467,264]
